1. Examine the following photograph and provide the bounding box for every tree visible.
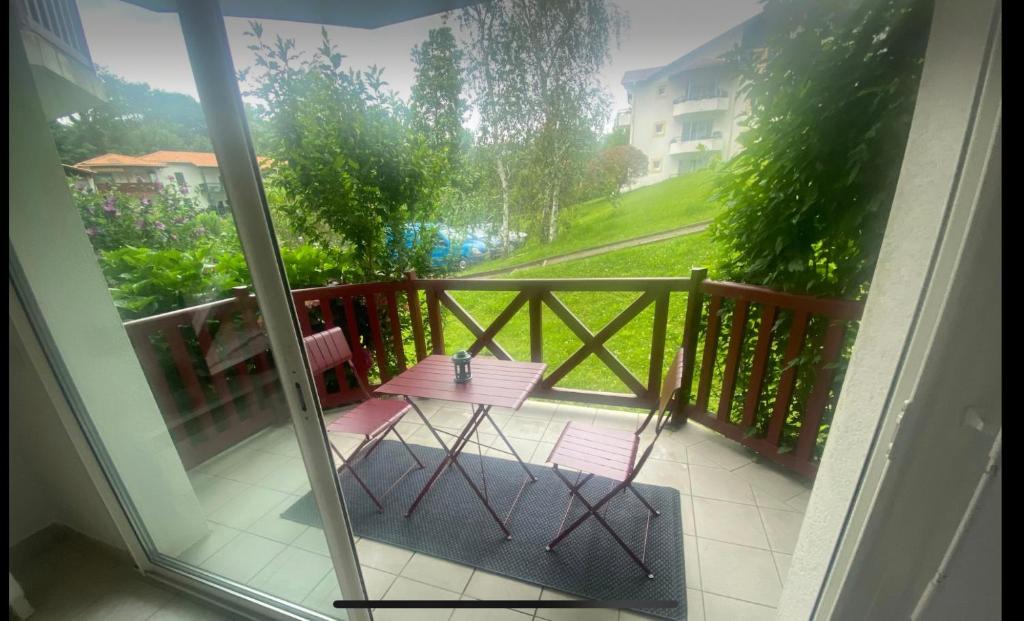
[458,0,625,246]
[410,26,468,181]
[584,144,648,206]
[50,70,212,164]
[710,0,934,298]
[240,23,447,282]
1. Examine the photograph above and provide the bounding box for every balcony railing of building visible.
[124,270,862,478]
[672,88,729,105]
[14,0,92,67]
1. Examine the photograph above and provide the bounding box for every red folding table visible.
[375,355,547,539]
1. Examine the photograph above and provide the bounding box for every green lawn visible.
[441,232,716,404]
[463,171,722,274]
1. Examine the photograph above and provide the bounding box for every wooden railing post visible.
[425,284,445,355]
[404,270,428,362]
[674,266,708,424]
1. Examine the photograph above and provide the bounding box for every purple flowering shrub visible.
[72,181,227,253]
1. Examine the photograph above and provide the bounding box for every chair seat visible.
[547,421,639,482]
[326,398,411,437]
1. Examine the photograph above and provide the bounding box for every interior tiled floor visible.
[11,534,245,621]
[177,398,812,621]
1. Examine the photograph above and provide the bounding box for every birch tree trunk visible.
[496,156,511,254]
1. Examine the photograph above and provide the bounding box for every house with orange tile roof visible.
[76,150,237,211]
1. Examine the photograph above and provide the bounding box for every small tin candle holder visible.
[451,350,472,383]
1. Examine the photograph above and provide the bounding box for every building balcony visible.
[673,95,730,117]
[14,0,105,120]
[670,135,724,155]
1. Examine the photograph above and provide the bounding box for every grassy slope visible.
[443,232,715,401]
[464,170,721,274]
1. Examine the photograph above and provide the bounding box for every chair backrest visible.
[631,347,686,476]
[303,327,371,400]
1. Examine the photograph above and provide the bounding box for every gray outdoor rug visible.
[281,439,685,620]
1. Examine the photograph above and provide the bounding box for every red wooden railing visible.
[123,289,283,469]
[124,269,861,477]
[677,272,865,477]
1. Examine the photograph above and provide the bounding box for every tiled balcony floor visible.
[182,399,812,620]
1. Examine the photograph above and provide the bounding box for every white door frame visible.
[173,0,370,617]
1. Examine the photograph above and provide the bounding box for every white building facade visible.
[76,151,230,211]
[621,15,764,188]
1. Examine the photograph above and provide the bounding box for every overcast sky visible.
[79,0,762,130]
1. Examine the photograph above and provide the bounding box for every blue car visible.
[405,225,489,270]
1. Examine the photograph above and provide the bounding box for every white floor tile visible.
[219,451,294,486]
[680,494,695,536]
[758,507,804,554]
[686,437,757,471]
[702,592,776,621]
[207,486,292,530]
[732,462,811,506]
[786,490,812,513]
[688,466,755,505]
[635,459,691,494]
[200,532,287,584]
[451,606,532,620]
[356,538,415,574]
[773,552,792,587]
[683,534,701,590]
[191,475,251,516]
[248,546,333,602]
[464,570,542,602]
[361,566,399,599]
[245,496,308,545]
[535,588,618,621]
[401,553,474,593]
[177,522,242,566]
[292,526,332,557]
[697,538,781,607]
[692,498,770,549]
[376,577,459,621]
[502,417,550,441]
[258,458,313,494]
[301,572,346,619]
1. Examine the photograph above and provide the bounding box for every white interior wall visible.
[8,315,125,551]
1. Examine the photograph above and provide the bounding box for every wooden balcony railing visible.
[124,269,862,476]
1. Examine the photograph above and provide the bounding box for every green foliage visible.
[411,26,468,180]
[457,0,626,244]
[241,23,447,282]
[72,181,232,253]
[50,70,213,165]
[466,171,721,273]
[710,0,934,298]
[582,144,648,206]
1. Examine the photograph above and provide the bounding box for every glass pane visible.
[12,1,352,617]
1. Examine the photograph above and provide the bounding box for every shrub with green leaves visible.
[710,0,933,298]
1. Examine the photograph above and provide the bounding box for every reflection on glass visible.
[20,0,349,617]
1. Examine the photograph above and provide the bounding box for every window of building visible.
[174,172,187,186]
[653,121,665,136]
[656,84,667,97]
[681,119,714,141]
[685,77,718,101]
[651,158,662,173]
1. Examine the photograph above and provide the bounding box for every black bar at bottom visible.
[334,600,678,609]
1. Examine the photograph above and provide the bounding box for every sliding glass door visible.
[10,0,365,618]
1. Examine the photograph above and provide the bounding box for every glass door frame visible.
[8,0,370,617]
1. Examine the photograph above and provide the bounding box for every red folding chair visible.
[304,327,423,511]
[544,347,686,578]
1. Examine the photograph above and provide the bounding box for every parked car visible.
[404,224,489,271]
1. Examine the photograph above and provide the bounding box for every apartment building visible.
[621,14,765,187]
